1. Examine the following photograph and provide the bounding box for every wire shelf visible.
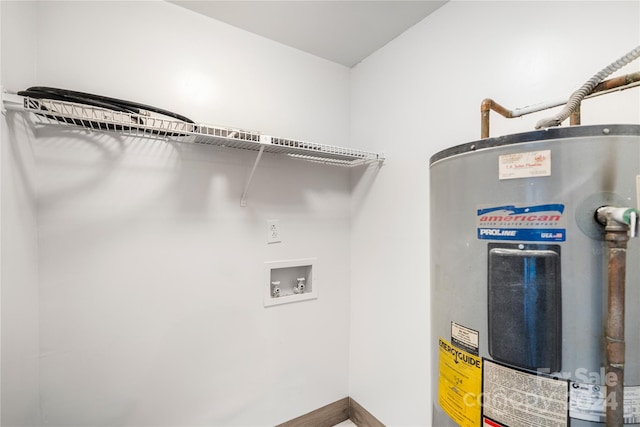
[13,96,383,167]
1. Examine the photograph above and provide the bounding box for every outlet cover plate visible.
[267,219,281,244]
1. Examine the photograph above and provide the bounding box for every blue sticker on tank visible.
[477,203,566,242]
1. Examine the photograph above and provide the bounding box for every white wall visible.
[4,1,640,426]
[1,1,40,426]
[349,1,640,425]
[3,1,353,425]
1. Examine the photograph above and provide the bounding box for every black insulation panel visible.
[488,243,562,373]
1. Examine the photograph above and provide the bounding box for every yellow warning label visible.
[438,337,482,427]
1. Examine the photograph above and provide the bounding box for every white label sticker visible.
[636,175,640,210]
[570,382,640,424]
[451,322,479,354]
[483,360,568,427]
[569,383,606,422]
[499,150,551,180]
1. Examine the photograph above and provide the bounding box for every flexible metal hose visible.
[18,86,195,123]
[535,45,640,129]
[17,86,197,136]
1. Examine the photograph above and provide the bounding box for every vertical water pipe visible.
[597,207,639,427]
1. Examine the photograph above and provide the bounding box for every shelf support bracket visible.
[240,145,265,207]
[2,88,24,115]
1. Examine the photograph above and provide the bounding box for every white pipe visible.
[510,80,640,118]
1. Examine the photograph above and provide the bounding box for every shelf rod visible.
[240,145,265,207]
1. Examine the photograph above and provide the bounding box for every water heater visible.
[430,125,640,427]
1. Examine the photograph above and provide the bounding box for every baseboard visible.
[349,397,385,427]
[276,397,350,427]
[276,396,385,427]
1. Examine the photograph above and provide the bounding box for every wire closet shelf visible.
[9,96,383,167]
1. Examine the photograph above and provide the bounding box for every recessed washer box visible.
[264,258,317,307]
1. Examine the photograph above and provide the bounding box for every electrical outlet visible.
[267,219,281,244]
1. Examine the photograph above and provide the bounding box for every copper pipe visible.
[570,103,581,126]
[480,98,513,139]
[593,71,640,92]
[480,71,640,138]
[602,218,629,427]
